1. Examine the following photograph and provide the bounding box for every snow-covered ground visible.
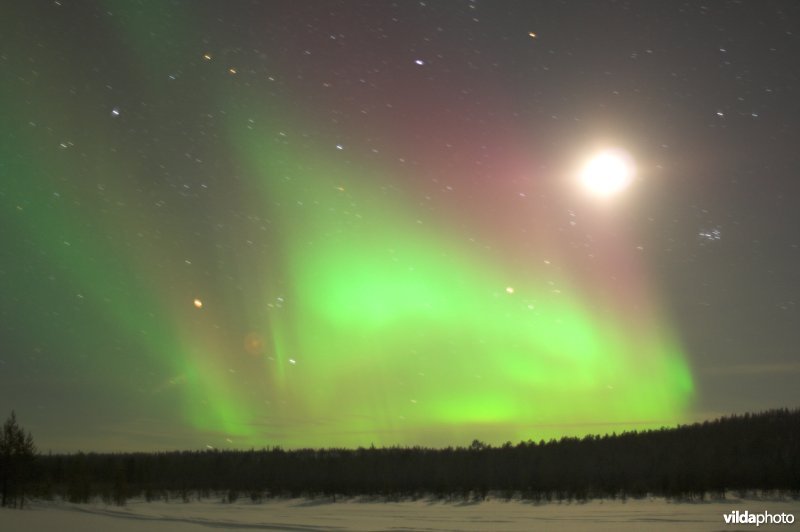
[1,497,798,531]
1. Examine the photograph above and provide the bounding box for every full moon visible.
[579,149,635,198]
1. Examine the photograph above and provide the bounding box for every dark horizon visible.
[16,408,800,508]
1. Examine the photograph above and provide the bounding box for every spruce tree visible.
[0,411,37,508]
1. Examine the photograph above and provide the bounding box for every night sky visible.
[2,0,799,452]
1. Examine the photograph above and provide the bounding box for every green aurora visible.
[0,1,697,450]
[0,91,694,449]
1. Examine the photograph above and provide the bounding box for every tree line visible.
[3,408,799,507]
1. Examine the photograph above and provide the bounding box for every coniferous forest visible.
[5,408,800,507]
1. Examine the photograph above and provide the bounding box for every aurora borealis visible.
[2,1,799,451]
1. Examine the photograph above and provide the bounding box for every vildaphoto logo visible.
[723,510,795,526]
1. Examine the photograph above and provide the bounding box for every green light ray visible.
[0,91,255,443]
